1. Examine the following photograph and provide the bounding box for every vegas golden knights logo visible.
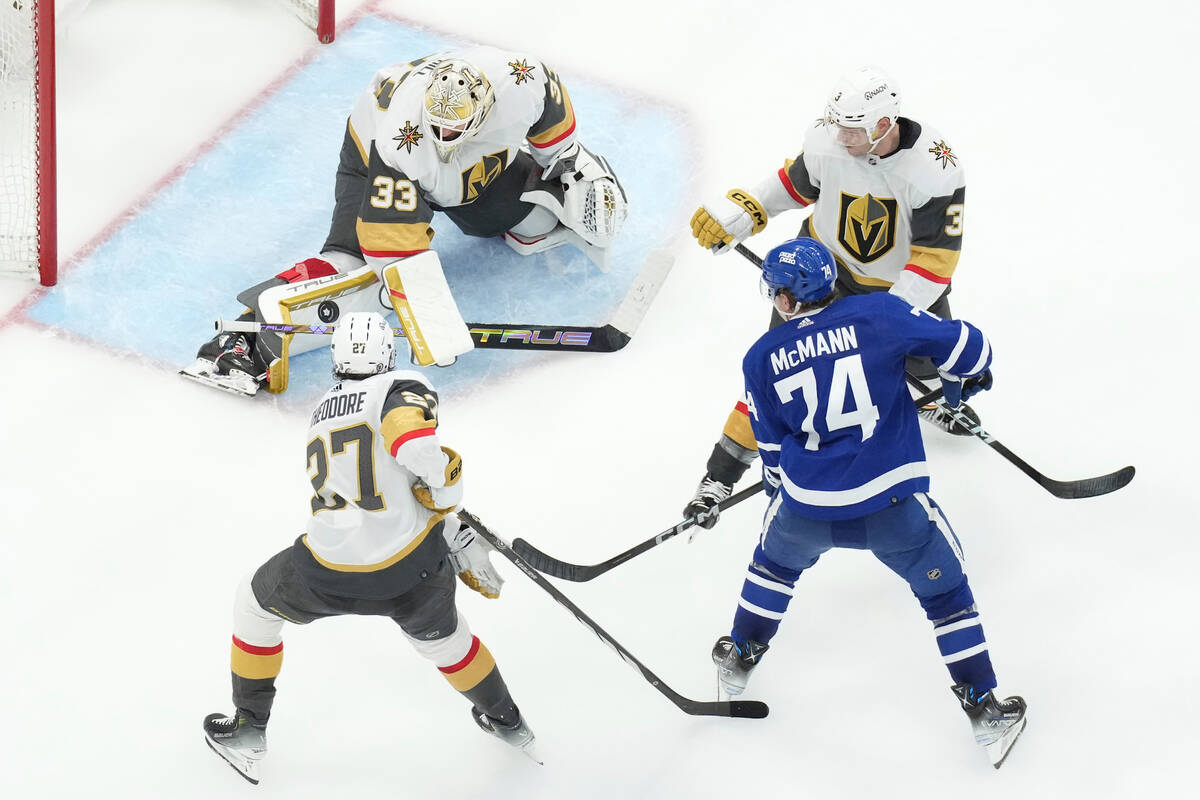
[837,192,898,263]
[461,150,510,203]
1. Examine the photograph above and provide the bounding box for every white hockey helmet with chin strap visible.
[423,59,495,163]
[331,312,396,379]
[824,66,901,154]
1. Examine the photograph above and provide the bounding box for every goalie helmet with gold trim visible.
[824,66,901,155]
[423,59,496,162]
[331,312,396,379]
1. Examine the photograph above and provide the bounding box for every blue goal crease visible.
[29,15,690,408]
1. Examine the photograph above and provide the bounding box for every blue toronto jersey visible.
[742,293,992,520]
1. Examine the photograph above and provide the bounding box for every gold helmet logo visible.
[837,192,897,263]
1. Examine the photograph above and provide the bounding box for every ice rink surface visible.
[1,1,1196,797]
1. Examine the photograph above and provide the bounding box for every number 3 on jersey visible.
[772,354,879,450]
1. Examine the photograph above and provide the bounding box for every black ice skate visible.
[918,400,980,436]
[203,710,268,784]
[712,635,769,697]
[951,683,1027,769]
[180,333,267,397]
[471,706,542,765]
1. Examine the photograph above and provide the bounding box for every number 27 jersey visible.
[742,293,991,520]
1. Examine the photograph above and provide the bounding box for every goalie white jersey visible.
[344,45,579,260]
[298,370,451,593]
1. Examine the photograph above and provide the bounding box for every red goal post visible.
[0,1,334,289]
[279,0,336,44]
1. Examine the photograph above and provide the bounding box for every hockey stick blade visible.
[904,373,1135,500]
[458,510,769,720]
[467,250,673,353]
[512,482,765,582]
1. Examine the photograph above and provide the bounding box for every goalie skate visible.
[179,334,265,397]
[203,711,267,784]
[471,706,542,765]
[179,358,262,397]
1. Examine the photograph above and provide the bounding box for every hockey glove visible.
[939,369,994,409]
[412,447,464,513]
[690,190,767,253]
[684,473,734,540]
[444,519,503,599]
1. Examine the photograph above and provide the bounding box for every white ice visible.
[1,1,1196,797]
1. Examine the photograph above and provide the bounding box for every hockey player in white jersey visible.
[685,65,973,531]
[703,238,1025,768]
[202,312,538,785]
[182,46,627,397]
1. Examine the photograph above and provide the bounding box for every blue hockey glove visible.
[940,369,993,408]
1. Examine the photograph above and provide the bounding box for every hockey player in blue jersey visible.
[705,237,1026,768]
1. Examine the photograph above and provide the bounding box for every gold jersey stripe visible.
[907,245,961,281]
[301,512,445,572]
[356,220,434,255]
[382,406,437,453]
[528,86,577,147]
[348,119,368,166]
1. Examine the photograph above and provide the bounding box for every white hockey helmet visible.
[331,312,396,379]
[824,66,901,153]
[423,59,495,162]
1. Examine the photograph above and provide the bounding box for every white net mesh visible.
[0,0,40,274]
[273,0,319,32]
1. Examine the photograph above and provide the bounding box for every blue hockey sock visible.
[731,548,800,647]
[931,606,997,693]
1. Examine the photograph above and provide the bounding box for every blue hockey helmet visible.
[761,237,837,304]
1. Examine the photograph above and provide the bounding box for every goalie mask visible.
[824,66,901,155]
[423,60,495,163]
[331,312,396,379]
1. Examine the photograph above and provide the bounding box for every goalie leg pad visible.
[254,266,384,393]
[381,251,474,367]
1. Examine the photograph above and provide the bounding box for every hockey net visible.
[0,0,55,286]
[275,0,336,44]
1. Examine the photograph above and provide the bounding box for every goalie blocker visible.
[181,251,471,397]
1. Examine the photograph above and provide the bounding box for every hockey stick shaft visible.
[733,243,1135,498]
[513,380,942,583]
[512,482,766,582]
[903,373,1135,499]
[457,510,769,719]
[213,251,673,354]
[214,318,629,353]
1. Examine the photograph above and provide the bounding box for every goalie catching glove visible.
[691,189,768,253]
[541,142,628,247]
[443,519,504,599]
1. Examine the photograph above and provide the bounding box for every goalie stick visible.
[513,482,766,582]
[457,509,769,720]
[215,250,673,353]
[732,242,1135,499]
